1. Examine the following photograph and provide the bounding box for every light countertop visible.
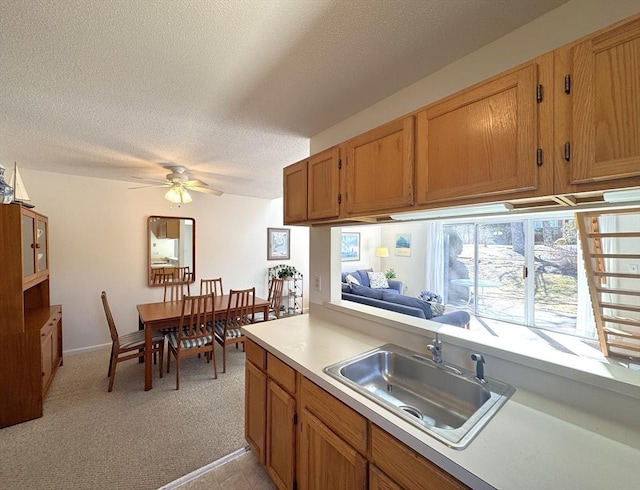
[244,315,640,490]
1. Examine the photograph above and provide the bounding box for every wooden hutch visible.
[0,203,63,428]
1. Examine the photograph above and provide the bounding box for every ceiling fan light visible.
[180,188,192,203]
[164,185,183,203]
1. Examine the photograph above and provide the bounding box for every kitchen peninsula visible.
[243,313,640,489]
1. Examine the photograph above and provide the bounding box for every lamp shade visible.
[375,247,389,258]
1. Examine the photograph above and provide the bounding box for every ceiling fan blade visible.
[128,184,170,189]
[131,176,170,185]
[183,179,207,187]
[187,185,224,196]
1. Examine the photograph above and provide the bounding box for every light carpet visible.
[0,344,247,489]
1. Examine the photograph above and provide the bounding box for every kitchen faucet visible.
[427,333,442,363]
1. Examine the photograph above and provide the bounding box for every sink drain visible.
[399,405,423,420]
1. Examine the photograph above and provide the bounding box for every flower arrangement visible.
[277,265,297,279]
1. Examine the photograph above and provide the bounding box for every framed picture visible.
[395,233,412,257]
[267,228,290,260]
[341,232,360,261]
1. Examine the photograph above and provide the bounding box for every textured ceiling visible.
[0,0,568,199]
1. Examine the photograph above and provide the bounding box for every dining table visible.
[137,294,270,390]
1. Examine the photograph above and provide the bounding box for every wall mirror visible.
[147,216,195,287]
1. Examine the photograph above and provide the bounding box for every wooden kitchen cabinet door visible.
[298,408,367,490]
[283,160,308,224]
[554,15,640,192]
[344,116,414,216]
[370,465,403,490]
[416,62,542,204]
[266,379,296,490]
[245,360,267,464]
[308,146,340,221]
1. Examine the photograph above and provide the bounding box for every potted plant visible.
[385,268,397,279]
[277,265,297,280]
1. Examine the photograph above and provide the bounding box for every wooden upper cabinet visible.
[308,146,340,221]
[344,116,414,216]
[554,15,640,193]
[416,61,546,205]
[283,160,308,224]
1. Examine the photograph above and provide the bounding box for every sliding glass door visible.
[444,215,579,334]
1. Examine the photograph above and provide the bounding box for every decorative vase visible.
[0,166,14,204]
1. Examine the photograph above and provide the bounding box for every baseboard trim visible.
[159,446,251,489]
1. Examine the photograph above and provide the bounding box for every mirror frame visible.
[147,215,196,287]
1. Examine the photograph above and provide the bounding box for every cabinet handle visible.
[564,142,571,162]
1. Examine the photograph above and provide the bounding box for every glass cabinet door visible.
[22,211,36,280]
[36,217,48,274]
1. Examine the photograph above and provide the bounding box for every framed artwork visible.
[267,228,290,260]
[341,232,360,261]
[395,233,412,257]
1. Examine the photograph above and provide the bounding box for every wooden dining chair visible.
[252,278,284,322]
[153,270,174,285]
[101,291,164,392]
[213,287,255,373]
[163,280,190,302]
[166,293,217,389]
[200,277,224,296]
[174,266,190,281]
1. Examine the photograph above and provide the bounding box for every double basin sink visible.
[323,343,514,449]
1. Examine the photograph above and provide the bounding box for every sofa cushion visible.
[341,282,351,293]
[351,283,384,299]
[382,292,433,319]
[356,269,373,287]
[368,271,389,289]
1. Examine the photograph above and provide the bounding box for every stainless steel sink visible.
[323,343,514,449]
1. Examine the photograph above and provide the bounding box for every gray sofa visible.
[341,270,470,328]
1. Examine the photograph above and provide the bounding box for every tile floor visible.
[179,451,276,490]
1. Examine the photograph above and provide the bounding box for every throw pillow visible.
[350,283,384,299]
[345,274,360,286]
[368,271,389,289]
[426,301,446,317]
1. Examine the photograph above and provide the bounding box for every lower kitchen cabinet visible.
[267,379,296,489]
[370,424,468,490]
[244,339,469,490]
[299,408,367,490]
[245,360,267,464]
[245,340,298,490]
[369,465,402,490]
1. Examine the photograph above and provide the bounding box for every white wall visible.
[19,168,309,352]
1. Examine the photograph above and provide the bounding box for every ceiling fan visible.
[130,165,223,203]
